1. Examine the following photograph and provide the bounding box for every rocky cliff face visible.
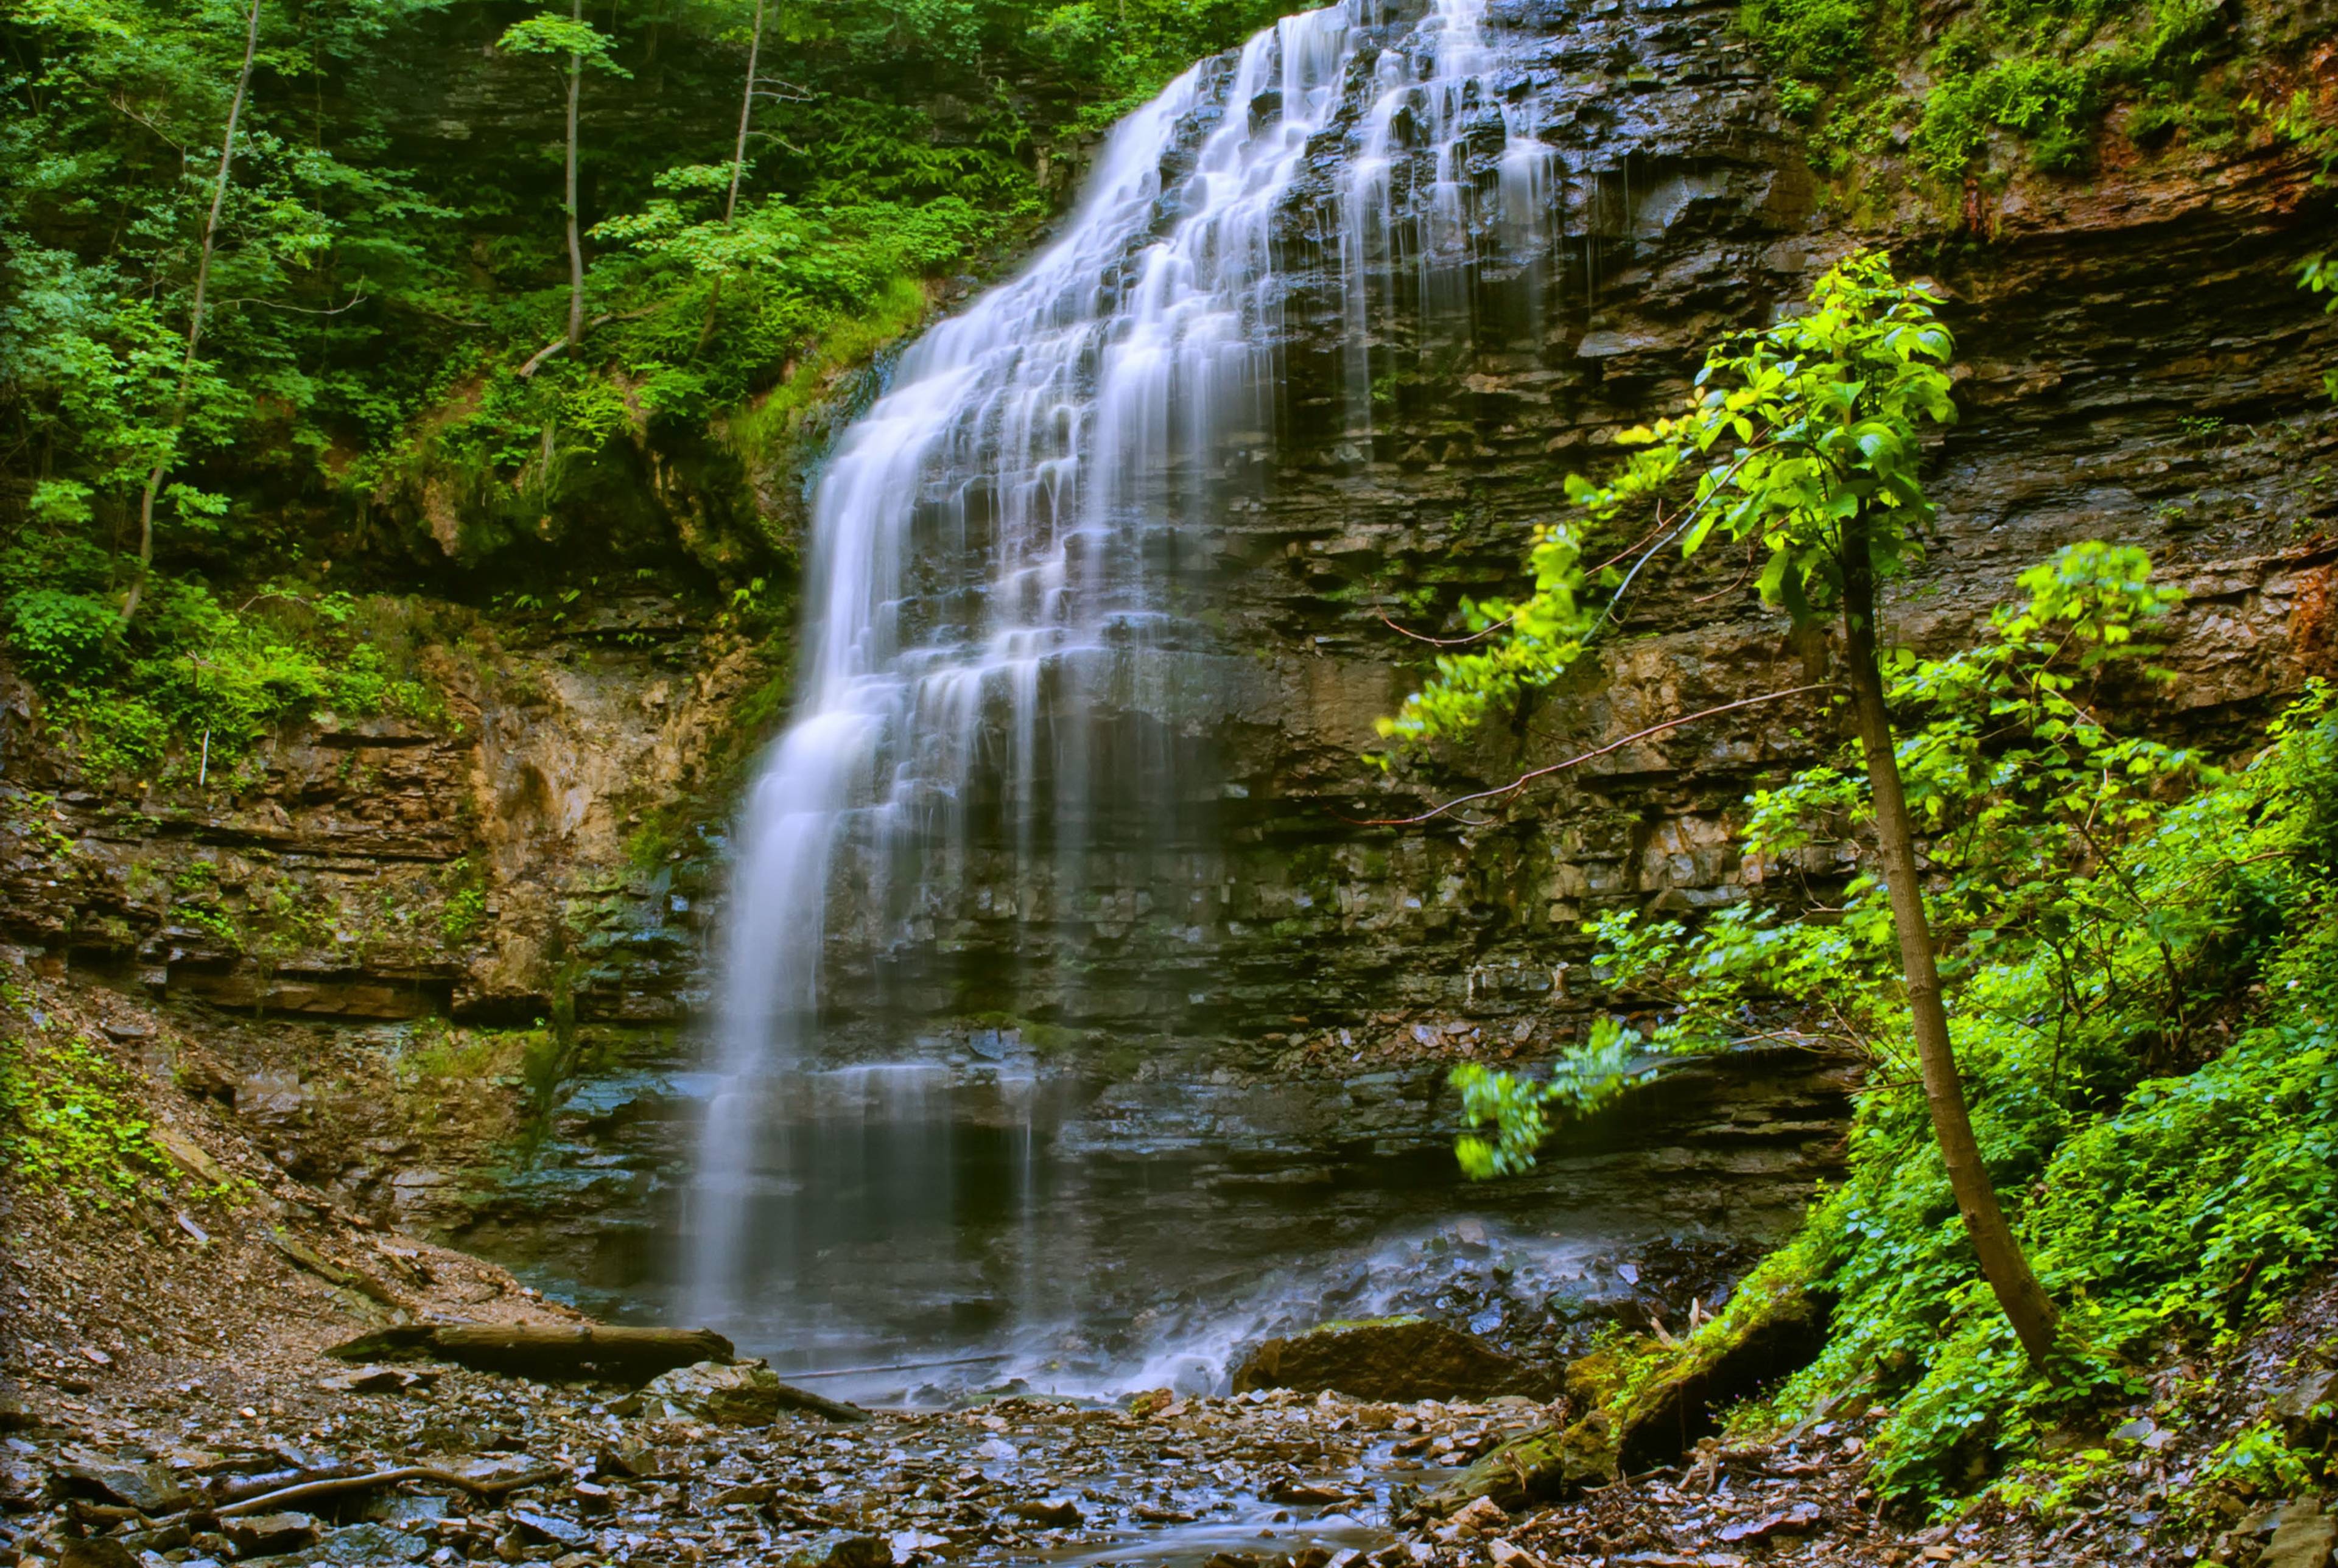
[1,0,2331,1284]
[795,0,2338,1076]
[0,604,770,1026]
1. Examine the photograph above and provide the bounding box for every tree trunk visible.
[723,0,762,230]
[123,0,262,629]
[327,1322,734,1381]
[695,0,764,356]
[562,0,585,352]
[1838,516,2061,1368]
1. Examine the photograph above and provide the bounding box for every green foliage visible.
[1,539,446,781]
[496,12,631,77]
[1383,251,1953,748]
[2304,254,2338,404]
[0,1020,175,1208]
[1,0,1287,623]
[1739,0,2303,187]
[4,587,116,683]
[1455,541,2338,1512]
[435,855,491,942]
[1453,1015,1656,1177]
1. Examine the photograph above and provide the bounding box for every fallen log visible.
[773,1381,869,1425]
[326,1323,734,1382]
[1416,1248,1831,1518]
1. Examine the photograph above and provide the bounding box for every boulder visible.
[1231,1316,1546,1403]
[634,1360,783,1425]
[2274,1367,2334,1438]
[2263,1499,2337,1568]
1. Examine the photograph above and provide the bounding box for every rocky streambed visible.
[13,1296,2328,1568]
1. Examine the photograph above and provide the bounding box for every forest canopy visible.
[0,0,1288,598]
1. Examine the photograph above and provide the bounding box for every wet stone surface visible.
[0,1374,1553,1568]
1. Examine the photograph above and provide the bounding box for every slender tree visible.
[723,0,765,231]
[122,0,264,628]
[561,0,586,350]
[499,4,629,371]
[1382,251,2062,1364]
[690,0,765,355]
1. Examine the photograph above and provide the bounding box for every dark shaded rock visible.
[295,1524,431,1566]
[119,1523,193,1555]
[784,1531,889,1568]
[508,1510,589,1550]
[1011,1497,1083,1527]
[225,1511,321,1557]
[1232,1316,1547,1402]
[2273,1366,2334,1436]
[58,1541,139,1568]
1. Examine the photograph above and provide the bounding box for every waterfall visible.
[690,0,1574,1352]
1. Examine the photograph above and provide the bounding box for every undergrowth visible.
[1741,0,2331,193]
[0,985,175,1209]
[1462,549,2338,1516]
[1,536,451,786]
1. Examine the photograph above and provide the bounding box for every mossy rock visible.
[1421,1251,1830,1516]
[1231,1314,1551,1403]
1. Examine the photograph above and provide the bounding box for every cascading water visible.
[687,0,1596,1388]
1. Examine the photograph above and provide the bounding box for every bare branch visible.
[1347,683,1841,828]
[1377,611,1515,648]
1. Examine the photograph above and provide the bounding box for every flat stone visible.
[509,1509,589,1550]
[59,1541,141,1568]
[1716,1502,1820,1542]
[317,1367,434,1396]
[296,1524,432,1566]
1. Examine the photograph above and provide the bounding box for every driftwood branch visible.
[222,1465,560,1519]
[145,1465,563,1529]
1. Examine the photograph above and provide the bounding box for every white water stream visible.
[691,0,1574,1356]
